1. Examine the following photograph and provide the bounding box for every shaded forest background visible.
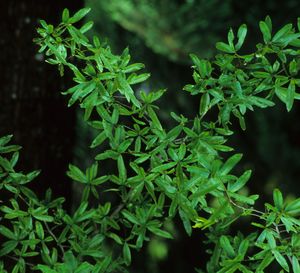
[1,0,300,272]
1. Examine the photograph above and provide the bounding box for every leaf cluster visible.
[0,8,299,273]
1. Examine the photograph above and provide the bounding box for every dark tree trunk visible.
[0,0,82,207]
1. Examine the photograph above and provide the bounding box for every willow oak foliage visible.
[0,7,300,273]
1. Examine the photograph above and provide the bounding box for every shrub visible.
[0,7,300,273]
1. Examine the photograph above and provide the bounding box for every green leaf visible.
[273,250,289,272]
[266,231,276,249]
[35,221,44,240]
[179,209,192,236]
[0,240,18,256]
[148,227,173,239]
[0,135,13,146]
[248,96,275,108]
[272,24,292,42]
[80,21,94,33]
[34,214,54,222]
[151,162,177,173]
[219,154,243,175]
[259,21,272,42]
[292,256,300,273]
[123,243,131,266]
[147,105,163,130]
[35,265,57,273]
[117,155,127,182]
[68,81,96,107]
[0,144,21,154]
[236,24,247,50]
[289,59,298,75]
[122,210,139,225]
[127,73,150,85]
[238,239,249,258]
[199,93,210,117]
[256,251,274,271]
[0,225,16,240]
[69,8,91,24]
[216,42,235,53]
[220,235,235,258]
[232,109,246,130]
[90,131,107,148]
[228,170,252,192]
[228,28,234,48]
[62,8,70,23]
[273,188,283,210]
[285,198,300,215]
[286,81,295,112]
[123,63,144,73]
[67,164,87,183]
[0,156,13,171]
[117,73,141,108]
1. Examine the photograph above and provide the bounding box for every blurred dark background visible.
[1,0,300,272]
